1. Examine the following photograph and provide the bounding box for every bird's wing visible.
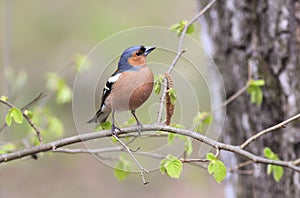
[100,70,122,109]
[87,70,122,124]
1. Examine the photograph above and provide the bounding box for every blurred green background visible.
[0,0,224,197]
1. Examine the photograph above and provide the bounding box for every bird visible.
[87,45,155,136]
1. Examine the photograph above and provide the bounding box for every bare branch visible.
[1,123,300,173]
[113,134,149,185]
[240,113,300,149]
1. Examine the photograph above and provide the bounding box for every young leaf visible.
[246,79,265,106]
[47,116,64,138]
[248,79,265,86]
[5,111,13,126]
[263,147,284,182]
[56,81,72,104]
[167,88,177,105]
[24,110,34,119]
[160,155,183,179]
[96,121,112,131]
[5,107,24,126]
[263,147,274,159]
[166,157,183,179]
[273,165,284,182]
[114,157,131,181]
[154,74,164,95]
[186,24,195,34]
[74,54,90,72]
[169,20,194,36]
[184,138,193,156]
[207,159,227,183]
[206,153,227,183]
[168,133,176,145]
[193,112,213,133]
[0,143,17,154]
[0,95,8,101]
[11,107,23,124]
[206,152,216,161]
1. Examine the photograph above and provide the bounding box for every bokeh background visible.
[0,0,225,197]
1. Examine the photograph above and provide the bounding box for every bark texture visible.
[199,0,300,197]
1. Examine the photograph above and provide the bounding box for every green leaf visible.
[169,20,194,36]
[47,116,64,138]
[203,114,213,125]
[263,147,284,182]
[184,138,193,156]
[5,107,24,126]
[193,112,212,133]
[273,165,284,182]
[0,95,8,101]
[206,152,217,161]
[263,147,274,159]
[160,155,183,179]
[160,158,168,174]
[167,88,177,105]
[5,111,12,126]
[11,107,23,124]
[46,72,61,91]
[46,72,72,104]
[168,133,176,145]
[24,110,34,119]
[207,158,227,183]
[267,164,272,175]
[122,117,135,127]
[95,121,112,131]
[247,86,263,105]
[114,156,131,181]
[111,136,118,143]
[0,143,17,154]
[56,82,72,104]
[74,54,90,72]
[248,79,265,87]
[246,79,265,106]
[154,74,164,95]
[186,24,194,34]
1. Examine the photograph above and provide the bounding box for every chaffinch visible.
[88,45,156,135]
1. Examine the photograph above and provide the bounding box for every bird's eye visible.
[136,51,143,56]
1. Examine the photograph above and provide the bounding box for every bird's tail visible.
[87,109,111,124]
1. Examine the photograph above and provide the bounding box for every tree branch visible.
[157,0,217,123]
[1,123,300,173]
[240,113,300,149]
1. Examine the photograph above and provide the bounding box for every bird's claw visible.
[112,125,122,136]
[136,122,143,136]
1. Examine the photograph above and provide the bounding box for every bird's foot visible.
[112,125,122,136]
[136,121,143,136]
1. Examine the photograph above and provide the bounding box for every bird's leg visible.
[111,110,121,136]
[131,110,142,136]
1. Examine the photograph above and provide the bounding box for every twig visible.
[53,147,122,154]
[240,113,300,149]
[0,93,46,134]
[181,158,209,163]
[1,123,300,173]
[213,60,253,111]
[229,160,253,172]
[113,134,149,185]
[54,147,208,170]
[0,94,45,142]
[294,158,300,166]
[157,0,216,122]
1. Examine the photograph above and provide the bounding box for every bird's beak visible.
[144,46,156,56]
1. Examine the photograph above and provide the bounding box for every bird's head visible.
[118,45,155,71]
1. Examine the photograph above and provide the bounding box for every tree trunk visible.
[199,0,300,197]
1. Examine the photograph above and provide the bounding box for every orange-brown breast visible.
[105,66,154,111]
